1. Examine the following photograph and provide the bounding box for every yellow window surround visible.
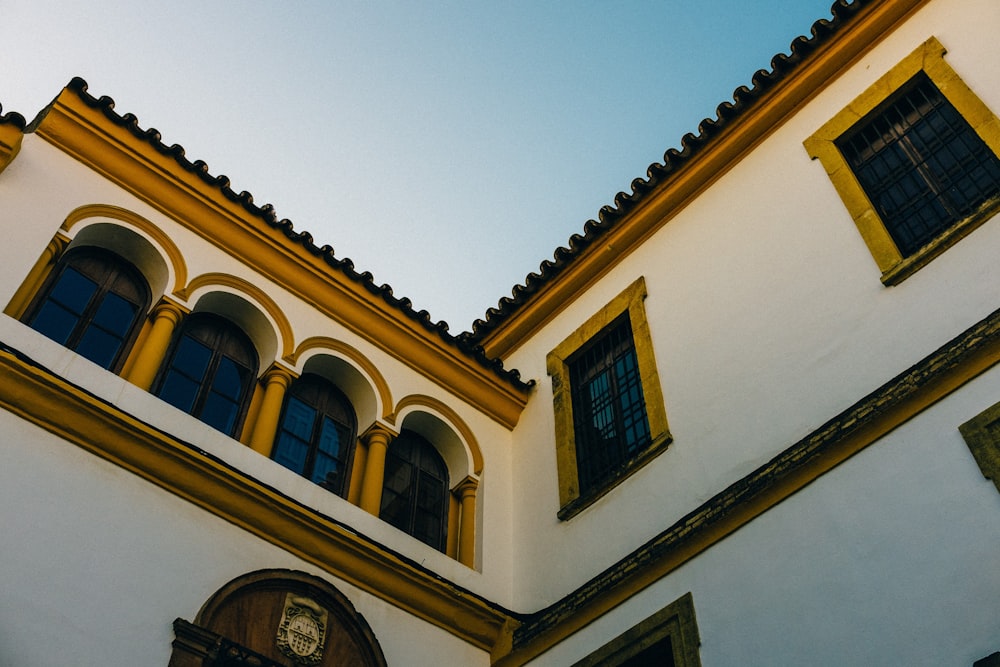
[959,400,1000,496]
[804,36,1000,285]
[546,276,671,520]
[570,592,701,667]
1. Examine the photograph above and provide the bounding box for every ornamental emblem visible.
[276,593,328,665]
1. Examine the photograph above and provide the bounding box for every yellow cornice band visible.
[32,95,528,429]
[0,346,511,651]
[0,122,24,174]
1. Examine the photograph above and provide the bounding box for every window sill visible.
[557,432,672,521]
[881,195,1000,286]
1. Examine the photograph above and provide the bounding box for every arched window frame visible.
[272,372,358,498]
[21,246,151,372]
[152,312,259,438]
[379,429,450,552]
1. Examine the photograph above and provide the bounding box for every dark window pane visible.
[272,374,357,497]
[153,313,258,438]
[569,314,651,495]
[24,250,150,371]
[837,72,1000,257]
[379,431,448,551]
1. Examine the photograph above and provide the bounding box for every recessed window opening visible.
[273,373,357,497]
[23,247,150,371]
[568,313,651,496]
[836,72,1000,257]
[379,429,449,552]
[154,312,258,437]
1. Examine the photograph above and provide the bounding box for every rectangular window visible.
[568,314,652,496]
[547,277,671,519]
[835,73,1000,258]
[805,37,1000,284]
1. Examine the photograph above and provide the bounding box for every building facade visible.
[1,0,998,665]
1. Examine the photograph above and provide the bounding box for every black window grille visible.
[836,72,1000,257]
[379,430,448,552]
[272,373,357,497]
[154,313,258,438]
[568,313,651,496]
[24,247,150,371]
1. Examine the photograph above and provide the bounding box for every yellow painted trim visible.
[62,204,188,292]
[3,233,70,319]
[546,277,670,518]
[804,36,1000,284]
[392,394,484,476]
[480,0,931,359]
[179,272,295,361]
[958,400,1000,496]
[569,592,700,667]
[292,336,394,420]
[498,306,1000,667]
[0,346,511,651]
[0,122,23,174]
[31,91,528,428]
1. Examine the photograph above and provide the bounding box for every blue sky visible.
[1,1,835,330]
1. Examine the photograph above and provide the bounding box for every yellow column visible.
[358,424,395,516]
[124,299,186,390]
[247,365,296,457]
[455,476,479,568]
[4,234,70,318]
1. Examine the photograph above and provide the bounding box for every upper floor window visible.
[272,373,357,497]
[568,313,651,497]
[154,313,258,438]
[835,72,1000,258]
[22,247,150,371]
[379,430,449,552]
[547,277,671,520]
[805,37,1000,284]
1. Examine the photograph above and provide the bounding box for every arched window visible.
[23,247,150,371]
[153,313,258,437]
[379,430,449,552]
[272,373,357,496]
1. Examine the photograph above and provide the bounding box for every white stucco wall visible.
[530,361,1000,666]
[0,130,517,605]
[505,0,1000,610]
[0,406,489,667]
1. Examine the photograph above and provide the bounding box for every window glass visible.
[272,374,356,496]
[379,430,448,551]
[154,313,258,438]
[569,314,651,495]
[24,248,150,371]
[836,73,1000,257]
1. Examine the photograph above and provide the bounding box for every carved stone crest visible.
[276,593,328,665]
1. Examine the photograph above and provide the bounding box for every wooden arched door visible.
[170,570,386,667]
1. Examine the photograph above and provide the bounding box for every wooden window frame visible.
[804,36,1000,285]
[153,312,259,438]
[378,429,450,552]
[547,277,670,520]
[21,246,150,372]
[272,372,358,498]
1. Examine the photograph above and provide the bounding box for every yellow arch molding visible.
[291,336,394,420]
[62,203,188,293]
[179,272,295,360]
[391,394,483,476]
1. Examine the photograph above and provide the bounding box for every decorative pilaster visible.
[247,364,296,457]
[4,234,70,319]
[358,424,396,516]
[454,476,479,568]
[124,298,187,390]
